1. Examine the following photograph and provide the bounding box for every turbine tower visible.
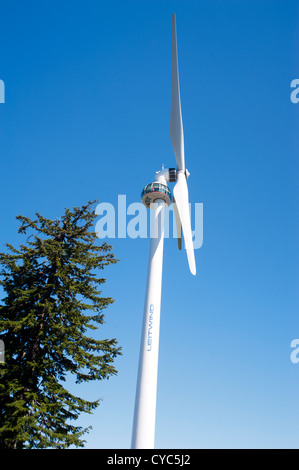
[131,13,196,449]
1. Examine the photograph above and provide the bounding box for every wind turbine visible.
[131,13,196,449]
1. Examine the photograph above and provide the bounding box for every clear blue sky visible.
[0,0,298,449]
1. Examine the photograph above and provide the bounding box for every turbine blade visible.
[173,172,196,275]
[173,196,182,250]
[170,13,185,171]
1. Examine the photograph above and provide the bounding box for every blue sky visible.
[0,0,299,448]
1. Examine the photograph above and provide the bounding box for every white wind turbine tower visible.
[131,13,196,449]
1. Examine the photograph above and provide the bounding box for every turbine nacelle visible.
[154,167,190,184]
[141,164,195,276]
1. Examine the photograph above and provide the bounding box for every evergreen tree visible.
[0,201,121,448]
